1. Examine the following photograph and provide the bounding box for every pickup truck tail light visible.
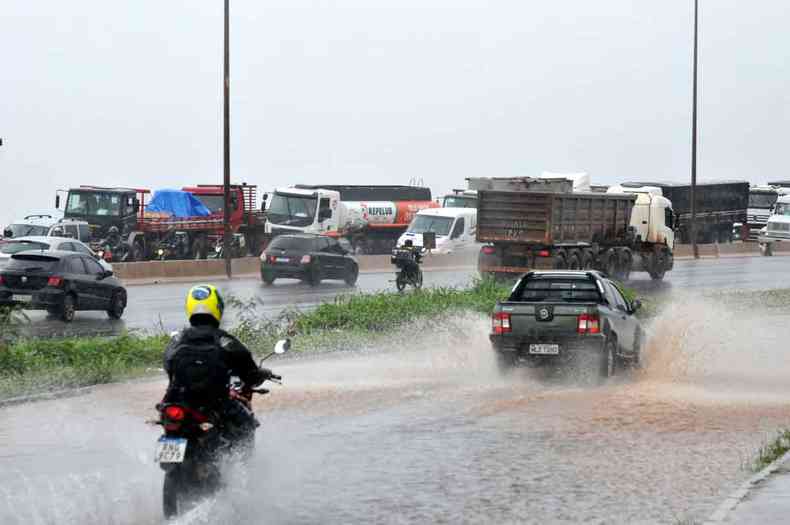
[492,312,512,335]
[577,313,600,334]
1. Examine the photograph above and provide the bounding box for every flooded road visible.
[4,297,790,524]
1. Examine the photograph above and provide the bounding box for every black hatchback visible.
[0,251,127,322]
[260,234,359,286]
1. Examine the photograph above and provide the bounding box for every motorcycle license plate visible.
[529,344,559,355]
[156,437,188,463]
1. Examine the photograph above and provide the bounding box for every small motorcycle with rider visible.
[391,239,424,291]
[149,284,288,518]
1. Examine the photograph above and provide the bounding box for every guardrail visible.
[111,243,785,282]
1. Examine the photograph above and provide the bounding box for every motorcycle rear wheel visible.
[395,272,406,292]
[413,268,423,289]
[162,470,182,519]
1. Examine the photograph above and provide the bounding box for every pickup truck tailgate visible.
[498,301,597,336]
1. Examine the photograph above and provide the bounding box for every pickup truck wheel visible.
[599,338,616,381]
[496,353,515,374]
[760,243,774,257]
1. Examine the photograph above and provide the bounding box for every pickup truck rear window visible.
[510,278,602,303]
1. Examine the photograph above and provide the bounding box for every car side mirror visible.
[631,299,642,313]
[55,195,61,209]
[100,270,114,279]
[319,209,332,221]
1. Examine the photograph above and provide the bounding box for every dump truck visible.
[476,178,676,280]
[263,185,439,254]
[614,181,748,244]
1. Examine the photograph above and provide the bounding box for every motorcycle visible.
[154,231,191,260]
[391,247,424,291]
[210,233,246,259]
[152,338,290,518]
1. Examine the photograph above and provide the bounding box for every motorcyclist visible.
[162,284,272,442]
[400,239,423,274]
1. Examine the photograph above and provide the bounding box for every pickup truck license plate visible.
[13,294,32,303]
[155,437,188,463]
[529,344,559,355]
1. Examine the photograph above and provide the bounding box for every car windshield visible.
[749,192,778,208]
[65,191,123,217]
[774,203,790,216]
[443,196,477,208]
[267,236,314,252]
[512,278,601,302]
[408,215,454,236]
[7,224,50,237]
[1,241,50,255]
[266,193,317,227]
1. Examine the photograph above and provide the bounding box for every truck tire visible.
[132,241,145,262]
[760,242,774,257]
[617,249,632,281]
[567,251,582,270]
[581,250,595,270]
[552,251,567,270]
[648,249,667,280]
[603,250,618,278]
[192,236,208,260]
[599,337,616,382]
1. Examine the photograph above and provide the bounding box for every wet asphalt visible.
[3,255,790,523]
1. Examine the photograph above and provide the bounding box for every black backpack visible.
[168,330,230,404]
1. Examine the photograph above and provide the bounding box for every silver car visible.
[0,236,112,272]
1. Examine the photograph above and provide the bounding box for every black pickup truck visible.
[490,270,643,380]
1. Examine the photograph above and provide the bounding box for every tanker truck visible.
[264,185,439,254]
[476,177,676,281]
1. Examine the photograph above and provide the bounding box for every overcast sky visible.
[2,0,789,225]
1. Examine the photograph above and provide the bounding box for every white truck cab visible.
[397,208,478,254]
[758,194,790,255]
[607,185,676,250]
[3,214,62,238]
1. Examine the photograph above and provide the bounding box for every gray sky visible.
[2,0,789,225]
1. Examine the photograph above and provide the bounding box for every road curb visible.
[703,449,790,523]
[0,384,96,409]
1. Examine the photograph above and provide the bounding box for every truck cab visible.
[3,214,62,239]
[441,190,477,208]
[58,187,140,241]
[397,208,478,254]
[608,186,675,249]
[758,194,790,255]
[264,187,341,235]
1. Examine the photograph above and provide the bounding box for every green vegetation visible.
[753,429,790,472]
[0,277,660,400]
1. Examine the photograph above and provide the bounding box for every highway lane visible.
[19,255,790,337]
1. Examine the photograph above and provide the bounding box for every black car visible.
[0,251,127,322]
[260,234,359,286]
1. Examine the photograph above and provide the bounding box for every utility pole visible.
[223,0,232,277]
[690,0,700,259]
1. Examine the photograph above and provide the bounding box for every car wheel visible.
[308,264,322,286]
[61,294,76,323]
[261,269,275,285]
[107,292,125,320]
[598,337,616,382]
[344,264,359,286]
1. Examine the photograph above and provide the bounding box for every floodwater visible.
[3,300,790,524]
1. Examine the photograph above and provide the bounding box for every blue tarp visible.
[147,189,212,218]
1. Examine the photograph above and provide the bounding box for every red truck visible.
[57,183,269,261]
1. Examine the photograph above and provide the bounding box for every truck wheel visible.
[567,252,581,270]
[496,352,515,375]
[308,264,322,286]
[599,338,616,381]
[552,251,567,269]
[581,251,595,270]
[192,236,207,260]
[617,250,632,281]
[132,242,145,262]
[760,243,774,257]
[604,251,618,277]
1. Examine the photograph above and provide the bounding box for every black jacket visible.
[163,326,268,392]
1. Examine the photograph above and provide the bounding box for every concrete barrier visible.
[113,251,479,282]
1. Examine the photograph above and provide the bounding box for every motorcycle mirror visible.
[274,338,291,355]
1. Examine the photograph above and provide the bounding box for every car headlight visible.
[157,248,164,256]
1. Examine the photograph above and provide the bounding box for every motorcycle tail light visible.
[537,250,551,257]
[481,246,496,255]
[301,255,311,264]
[492,312,512,335]
[164,405,185,421]
[577,313,600,334]
[47,276,64,287]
